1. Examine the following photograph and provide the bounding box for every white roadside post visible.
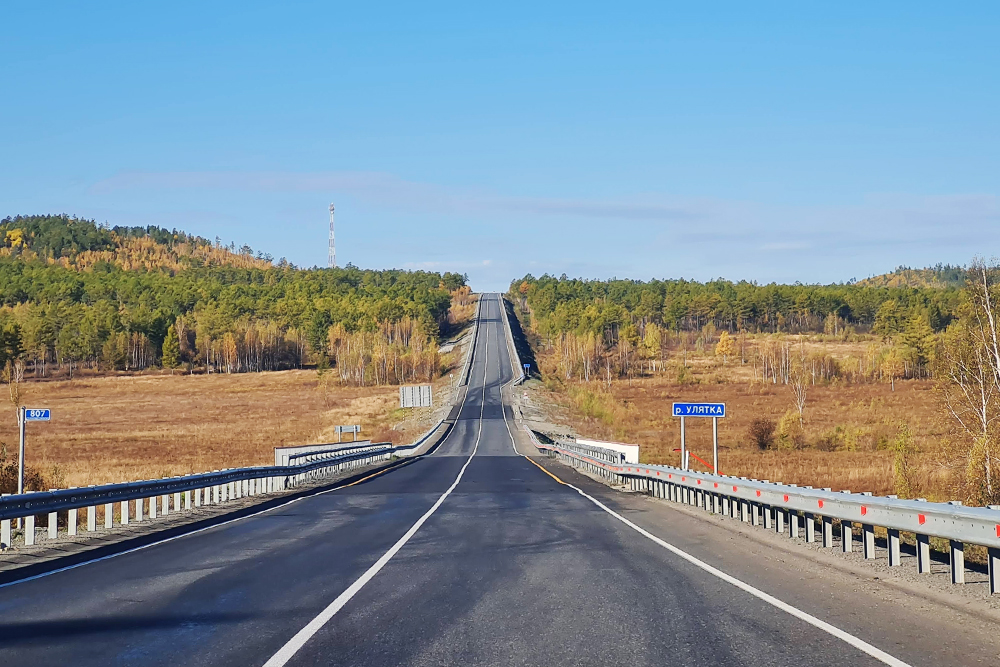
[1,494,10,548]
[712,416,719,475]
[680,416,686,471]
[47,490,57,540]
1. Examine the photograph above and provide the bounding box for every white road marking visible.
[260,301,495,667]
[496,302,911,667]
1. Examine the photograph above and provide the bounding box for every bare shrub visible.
[747,418,776,451]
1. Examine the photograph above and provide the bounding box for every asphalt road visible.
[0,295,991,666]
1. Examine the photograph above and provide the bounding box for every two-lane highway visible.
[0,295,983,666]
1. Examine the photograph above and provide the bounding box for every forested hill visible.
[857,264,967,289]
[0,214,273,272]
[0,215,467,380]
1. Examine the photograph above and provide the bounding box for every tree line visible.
[508,273,959,385]
[0,215,467,383]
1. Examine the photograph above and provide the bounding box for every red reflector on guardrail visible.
[755,490,761,497]
[733,486,738,492]
[861,506,868,516]
[917,514,925,525]
[714,483,719,488]
[818,500,824,509]
[697,479,702,484]
[783,494,789,502]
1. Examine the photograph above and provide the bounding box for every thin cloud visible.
[90,170,705,222]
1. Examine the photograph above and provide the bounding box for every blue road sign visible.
[24,408,51,421]
[523,363,530,371]
[672,402,725,418]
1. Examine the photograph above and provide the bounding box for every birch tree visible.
[937,260,1000,504]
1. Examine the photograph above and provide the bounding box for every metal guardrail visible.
[460,296,482,387]
[498,295,526,385]
[533,436,1000,594]
[284,442,389,464]
[0,444,396,550]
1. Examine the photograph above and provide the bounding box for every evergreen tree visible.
[161,325,181,369]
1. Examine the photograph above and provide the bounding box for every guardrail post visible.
[821,515,832,547]
[841,520,853,553]
[862,524,876,559]
[989,548,1000,594]
[741,499,750,523]
[713,494,720,514]
[804,513,815,543]
[184,491,191,509]
[105,503,113,528]
[24,515,35,545]
[751,503,760,526]
[194,488,202,507]
[47,510,58,540]
[917,534,931,573]
[789,512,800,539]
[762,504,772,529]
[136,498,144,522]
[950,540,965,584]
[775,508,785,534]
[87,505,96,532]
[887,529,901,566]
[68,508,78,536]
[120,500,129,525]
[149,495,157,519]
[1,518,11,548]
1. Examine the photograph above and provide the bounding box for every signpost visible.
[399,385,433,409]
[335,425,361,443]
[523,363,530,376]
[671,402,725,474]
[17,407,51,528]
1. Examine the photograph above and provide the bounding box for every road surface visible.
[0,295,994,666]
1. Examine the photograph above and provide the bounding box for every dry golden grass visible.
[535,350,964,501]
[0,369,454,488]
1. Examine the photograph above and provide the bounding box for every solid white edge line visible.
[260,295,497,667]
[494,300,912,667]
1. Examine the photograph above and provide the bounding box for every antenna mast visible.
[328,203,336,268]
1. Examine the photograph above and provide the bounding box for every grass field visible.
[529,334,965,502]
[0,361,461,490]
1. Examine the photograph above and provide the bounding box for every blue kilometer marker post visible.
[24,408,51,421]
[16,408,52,519]
[672,402,726,474]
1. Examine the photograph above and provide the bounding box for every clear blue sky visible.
[2,2,998,290]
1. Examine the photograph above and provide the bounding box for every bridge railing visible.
[532,435,1000,594]
[0,443,396,550]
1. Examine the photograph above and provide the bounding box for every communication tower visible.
[328,203,336,268]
